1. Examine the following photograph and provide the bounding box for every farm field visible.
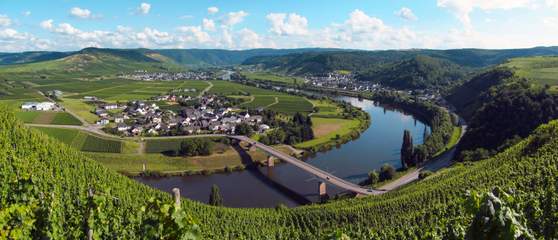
[503,56,558,91]
[209,80,313,113]
[33,127,123,153]
[295,117,361,149]
[309,99,343,117]
[59,98,98,123]
[242,71,304,85]
[15,111,82,125]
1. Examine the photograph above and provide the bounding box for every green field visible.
[81,134,122,153]
[210,80,313,113]
[34,127,122,153]
[504,56,558,90]
[242,71,304,85]
[295,117,361,148]
[145,138,186,153]
[14,111,82,125]
[59,98,99,124]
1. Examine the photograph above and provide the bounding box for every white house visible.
[21,102,39,110]
[21,102,56,111]
[103,104,118,110]
[114,116,124,123]
[117,124,130,132]
[96,119,110,125]
[259,124,270,132]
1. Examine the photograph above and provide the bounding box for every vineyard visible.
[1,102,557,239]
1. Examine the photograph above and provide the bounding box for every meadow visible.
[242,71,304,85]
[503,56,558,88]
[33,127,123,153]
[210,80,313,113]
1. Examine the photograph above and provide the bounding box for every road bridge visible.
[229,135,384,196]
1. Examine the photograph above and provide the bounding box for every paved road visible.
[380,124,467,191]
[230,135,384,195]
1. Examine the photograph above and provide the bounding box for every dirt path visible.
[264,96,279,108]
[138,140,145,154]
[197,81,213,98]
[38,91,90,127]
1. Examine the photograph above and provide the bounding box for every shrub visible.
[379,164,396,181]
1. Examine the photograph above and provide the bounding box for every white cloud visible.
[22,11,31,17]
[177,25,211,44]
[138,3,151,15]
[55,23,81,35]
[437,0,532,30]
[203,18,216,31]
[266,13,309,36]
[0,28,51,51]
[221,11,248,27]
[395,7,418,21]
[0,15,12,27]
[237,28,262,48]
[208,7,219,15]
[70,7,92,19]
[547,0,558,9]
[40,19,54,30]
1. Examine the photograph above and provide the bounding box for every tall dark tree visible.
[209,184,223,206]
[401,130,414,169]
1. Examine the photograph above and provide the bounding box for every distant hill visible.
[0,51,72,65]
[0,48,341,67]
[242,46,558,71]
[0,48,184,78]
[357,55,470,89]
[155,48,341,67]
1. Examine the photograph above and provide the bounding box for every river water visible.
[136,96,429,208]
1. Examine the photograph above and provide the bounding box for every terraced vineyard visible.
[34,127,122,153]
[1,104,556,238]
[210,81,313,113]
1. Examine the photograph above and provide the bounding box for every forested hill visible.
[448,56,558,160]
[155,48,341,67]
[242,46,558,70]
[357,55,469,89]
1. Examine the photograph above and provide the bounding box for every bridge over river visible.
[229,135,384,196]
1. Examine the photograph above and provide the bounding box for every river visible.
[136,96,429,208]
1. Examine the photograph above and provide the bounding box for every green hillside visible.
[2,100,558,238]
[0,48,185,81]
[358,55,469,89]
[448,56,558,157]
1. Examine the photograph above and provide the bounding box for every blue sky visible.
[0,0,557,51]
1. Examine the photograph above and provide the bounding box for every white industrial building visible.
[21,102,56,111]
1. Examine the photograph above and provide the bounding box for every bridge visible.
[229,135,384,196]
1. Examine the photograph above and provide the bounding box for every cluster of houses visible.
[89,94,270,136]
[21,102,58,111]
[119,71,215,81]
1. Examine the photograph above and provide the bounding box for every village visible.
[118,70,239,81]
[88,91,270,137]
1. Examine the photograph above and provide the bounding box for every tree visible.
[400,130,414,168]
[379,164,396,181]
[413,145,428,166]
[209,184,223,206]
[368,170,379,184]
[235,123,253,136]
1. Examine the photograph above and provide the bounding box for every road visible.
[380,124,467,191]
[230,135,384,195]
